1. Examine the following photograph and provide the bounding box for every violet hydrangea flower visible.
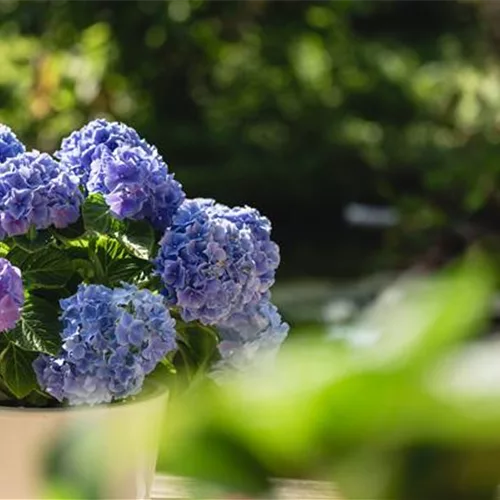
[33,283,176,406]
[0,258,23,332]
[0,125,25,164]
[0,152,83,238]
[154,198,280,325]
[87,145,185,230]
[56,119,156,184]
[56,119,184,230]
[211,298,289,379]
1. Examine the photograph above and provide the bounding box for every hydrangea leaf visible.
[51,218,86,242]
[13,230,53,253]
[0,242,10,258]
[93,236,152,286]
[6,246,73,289]
[94,236,129,262]
[120,220,156,260]
[108,258,152,285]
[175,321,220,374]
[0,344,38,399]
[5,295,61,355]
[64,245,96,282]
[82,194,124,234]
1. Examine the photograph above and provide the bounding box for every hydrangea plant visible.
[0,121,288,407]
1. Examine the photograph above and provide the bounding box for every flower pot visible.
[0,382,168,500]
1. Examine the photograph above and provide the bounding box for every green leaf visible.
[0,242,10,258]
[363,252,494,370]
[146,362,176,387]
[161,424,272,496]
[7,246,73,289]
[29,272,81,307]
[94,236,129,262]
[92,236,152,286]
[82,194,124,234]
[120,219,156,260]
[5,295,61,355]
[20,389,56,407]
[176,321,220,372]
[108,258,151,285]
[65,245,90,260]
[0,344,38,399]
[13,230,53,253]
[73,259,96,281]
[51,218,86,242]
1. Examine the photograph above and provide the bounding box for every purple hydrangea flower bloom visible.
[0,152,82,238]
[56,119,185,230]
[87,145,185,230]
[0,258,24,332]
[211,298,289,379]
[0,125,25,164]
[33,283,177,406]
[56,119,157,184]
[154,198,280,325]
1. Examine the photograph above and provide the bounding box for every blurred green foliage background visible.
[0,0,498,280]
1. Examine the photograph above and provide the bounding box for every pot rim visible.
[0,379,168,415]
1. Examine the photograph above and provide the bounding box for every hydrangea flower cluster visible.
[87,145,185,230]
[0,125,25,164]
[0,258,23,332]
[56,119,157,184]
[154,198,280,325]
[211,298,289,378]
[214,204,280,293]
[57,119,185,230]
[0,152,82,238]
[33,284,176,406]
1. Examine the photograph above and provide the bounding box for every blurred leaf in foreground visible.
[159,253,500,499]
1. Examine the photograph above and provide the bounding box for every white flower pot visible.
[0,382,168,499]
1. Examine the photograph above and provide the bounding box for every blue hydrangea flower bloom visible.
[0,125,25,164]
[211,298,289,379]
[56,119,185,230]
[33,283,177,406]
[214,204,280,294]
[0,152,82,238]
[56,119,157,184]
[0,258,24,332]
[154,198,280,325]
[87,145,185,230]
